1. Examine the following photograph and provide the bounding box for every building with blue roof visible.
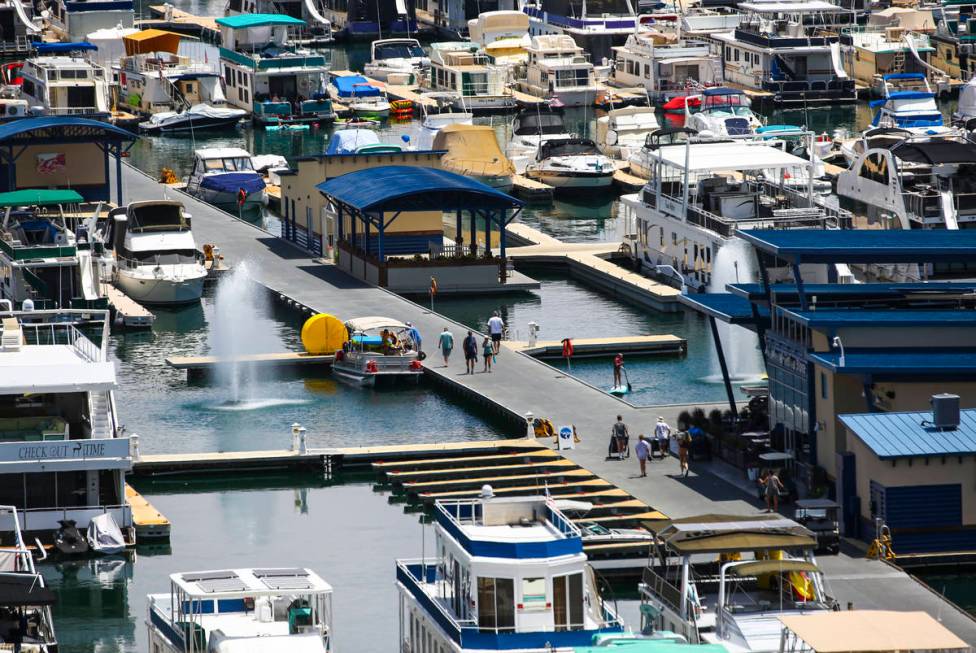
[678,229,976,552]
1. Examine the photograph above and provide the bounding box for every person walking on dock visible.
[463,331,478,374]
[406,321,422,354]
[487,311,505,355]
[438,327,454,367]
[613,353,624,388]
[654,416,671,459]
[608,415,629,460]
[635,435,650,477]
[482,336,494,373]
[677,427,692,477]
[763,469,785,513]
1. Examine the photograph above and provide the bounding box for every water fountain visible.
[707,240,764,382]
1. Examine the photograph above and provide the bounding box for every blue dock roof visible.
[216,14,305,28]
[738,229,976,264]
[727,282,976,300]
[840,409,976,459]
[317,166,523,212]
[678,293,768,325]
[810,350,976,375]
[781,309,976,328]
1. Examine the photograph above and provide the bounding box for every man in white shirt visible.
[487,311,505,355]
[654,416,672,459]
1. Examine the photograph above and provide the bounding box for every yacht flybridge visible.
[870,73,948,134]
[363,37,429,84]
[396,494,626,653]
[640,515,835,652]
[147,567,334,653]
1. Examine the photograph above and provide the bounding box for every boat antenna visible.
[375,0,383,40]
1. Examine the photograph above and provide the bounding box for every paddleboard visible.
[609,385,630,396]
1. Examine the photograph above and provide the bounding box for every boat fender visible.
[365,360,378,374]
[335,350,344,361]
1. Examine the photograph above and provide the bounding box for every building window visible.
[552,573,584,631]
[734,49,740,62]
[477,578,515,632]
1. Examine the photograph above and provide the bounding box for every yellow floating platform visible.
[125,484,171,541]
[386,458,579,482]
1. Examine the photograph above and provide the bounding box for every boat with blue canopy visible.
[327,74,391,118]
[870,73,949,134]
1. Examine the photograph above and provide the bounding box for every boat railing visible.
[115,251,206,270]
[13,320,102,361]
[902,189,942,221]
[396,559,473,645]
[641,566,684,615]
[46,106,102,116]
[14,504,133,533]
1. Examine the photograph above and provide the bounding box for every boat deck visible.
[125,484,170,540]
[504,335,686,358]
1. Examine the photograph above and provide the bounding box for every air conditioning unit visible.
[931,393,960,430]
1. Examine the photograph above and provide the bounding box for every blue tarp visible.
[883,72,927,80]
[332,75,380,98]
[200,172,265,195]
[326,129,379,154]
[34,41,97,53]
[702,87,745,97]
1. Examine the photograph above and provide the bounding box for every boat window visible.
[477,577,515,632]
[859,153,888,184]
[521,578,546,610]
[375,42,425,60]
[514,113,565,136]
[552,572,584,631]
[555,68,589,88]
[204,158,227,171]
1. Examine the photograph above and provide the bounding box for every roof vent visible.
[931,393,960,431]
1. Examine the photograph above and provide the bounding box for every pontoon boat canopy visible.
[345,316,409,332]
[650,142,810,172]
[778,611,969,653]
[0,189,83,206]
[651,514,817,554]
[728,560,820,576]
[891,140,976,165]
[739,0,851,11]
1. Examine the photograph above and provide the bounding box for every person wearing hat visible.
[654,416,671,459]
[405,321,422,354]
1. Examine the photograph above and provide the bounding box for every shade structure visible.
[778,610,969,653]
[122,29,185,56]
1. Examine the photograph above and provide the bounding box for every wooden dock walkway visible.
[101,283,155,329]
[506,335,686,358]
[115,163,976,642]
[512,174,554,201]
[144,5,219,39]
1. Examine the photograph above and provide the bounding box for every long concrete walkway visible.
[118,164,976,644]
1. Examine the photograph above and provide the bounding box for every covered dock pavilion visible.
[317,166,537,293]
[0,117,137,204]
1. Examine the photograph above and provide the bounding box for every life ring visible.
[561,338,574,358]
[237,188,248,206]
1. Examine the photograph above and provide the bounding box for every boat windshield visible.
[703,93,750,112]
[203,157,253,172]
[129,203,188,232]
[541,140,599,158]
[375,43,425,60]
[515,112,566,135]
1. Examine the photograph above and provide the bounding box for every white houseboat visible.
[517,34,598,107]
[19,52,110,118]
[712,0,857,105]
[225,0,334,43]
[333,316,423,387]
[427,41,516,111]
[109,200,207,305]
[0,307,133,547]
[217,14,335,127]
[185,147,267,211]
[147,568,334,653]
[521,0,656,62]
[396,494,626,653]
[610,32,723,102]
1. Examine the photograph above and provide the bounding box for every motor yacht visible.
[596,106,661,161]
[628,126,698,179]
[332,317,423,387]
[147,568,334,653]
[363,37,429,84]
[185,147,267,211]
[426,41,516,112]
[685,87,763,139]
[640,514,835,651]
[328,74,391,117]
[396,494,626,653]
[109,200,207,305]
[433,124,516,191]
[0,308,134,547]
[505,107,575,174]
[620,139,851,290]
[870,73,948,134]
[517,34,598,108]
[138,103,247,134]
[526,138,615,191]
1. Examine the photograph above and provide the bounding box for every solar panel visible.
[181,571,239,583]
[252,569,309,579]
[262,577,313,591]
[197,578,248,594]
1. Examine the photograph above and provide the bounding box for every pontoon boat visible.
[332,316,423,386]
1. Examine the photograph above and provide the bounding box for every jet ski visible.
[55,519,89,556]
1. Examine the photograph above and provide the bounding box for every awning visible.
[215,14,306,29]
[779,611,969,653]
[345,316,409,332]
[0,189,83,207]
[728,560,819,576]
[649,142,809,172]
[123,29,185,56]
[892,139,976,165]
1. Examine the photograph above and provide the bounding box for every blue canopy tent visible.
[331,75,381,98]
[316,165,523,275]
[0,117,137,203]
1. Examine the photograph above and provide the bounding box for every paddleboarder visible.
[612,353,624,389]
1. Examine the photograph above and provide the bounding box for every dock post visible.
[708,316,738,418]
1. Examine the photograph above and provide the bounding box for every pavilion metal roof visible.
[0,117,136,144]
[840,409,976,459]
[727,282,976,300]
[810,350,976,375]
[678,293,768,325]
[781,309,976,327]
[738,229,976,264]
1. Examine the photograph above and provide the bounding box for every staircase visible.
[161,75,190,112]
[88,391,115,439]
[890,50,906,74]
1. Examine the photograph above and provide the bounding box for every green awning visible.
[729,560,820,576]
[0,189,84,207]
[215,14,306,29]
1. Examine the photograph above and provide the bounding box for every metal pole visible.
[709,315,738,418]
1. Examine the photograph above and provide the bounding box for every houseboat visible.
[216,14,335,128]
[521,0,655,62]
[712,0,857,105]
[841,8,940,95]
[640,514,835,651]
[869,73,947,133]
[526,138,615,190]
[319,0,418,40]
[517,34,599,107]
[837,134,976,231]
[928,0,976,84]
[109,200,207,305]
[0,307,133,547]
[396,494,626,653]
[225,0,333,43]
[609,32,723,102]
[363,37,429,84]
[506,107,576,173]
[19,51,110,118]
[685,87,763,138]
[333,316,423,387]
[147,568,334,653]
[0,506,58,652]
[0,189,109,310]
[621,139,849,290]
[185,147,267,211]
[468,10,530,67]
[596,106,660,161]
[427,41,516,111]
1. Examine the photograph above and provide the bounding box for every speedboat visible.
[328,74,391,118]
[110,200,207,305]
[138,103,247,134]
[526,138,615,190]
[685,87,763,138]
[505,107,575,174]
[363,37,429,84]
[870,73,948,135]
[332,317,423,387]
[185,147,267,210]
[326,129,409,155]
[147,568,334,653]
[596,106,661,161]
[433,124,515,192]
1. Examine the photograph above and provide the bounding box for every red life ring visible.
[237,188,247,206]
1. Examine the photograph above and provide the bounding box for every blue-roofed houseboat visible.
[869,73,948,134]
[396,493,625,653]
[217,14,335,128]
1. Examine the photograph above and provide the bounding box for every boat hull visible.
[140,114,243,135]
[189,187,267,211]
[115,271,205,305]
[526,170,613,190]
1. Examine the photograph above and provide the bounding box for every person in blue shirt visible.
[437,327,454,367]
[405,321,422,353]
[635,435,650,477]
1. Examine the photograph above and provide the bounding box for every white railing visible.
[11,505,132,532]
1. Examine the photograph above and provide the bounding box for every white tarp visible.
[87,513,126,555]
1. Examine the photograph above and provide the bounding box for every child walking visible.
[482,336,494,372]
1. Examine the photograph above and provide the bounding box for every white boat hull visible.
[115,270,206,305]
[526,170,613,189]
[554,88,597,108]
[191,186,267,210]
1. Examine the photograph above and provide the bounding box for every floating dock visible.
[166,351,333,379]
[101,283,155,330]
[506,335,686,358]
[512,174,554,201]
[613,167,647,192]
[125,484,171,541]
